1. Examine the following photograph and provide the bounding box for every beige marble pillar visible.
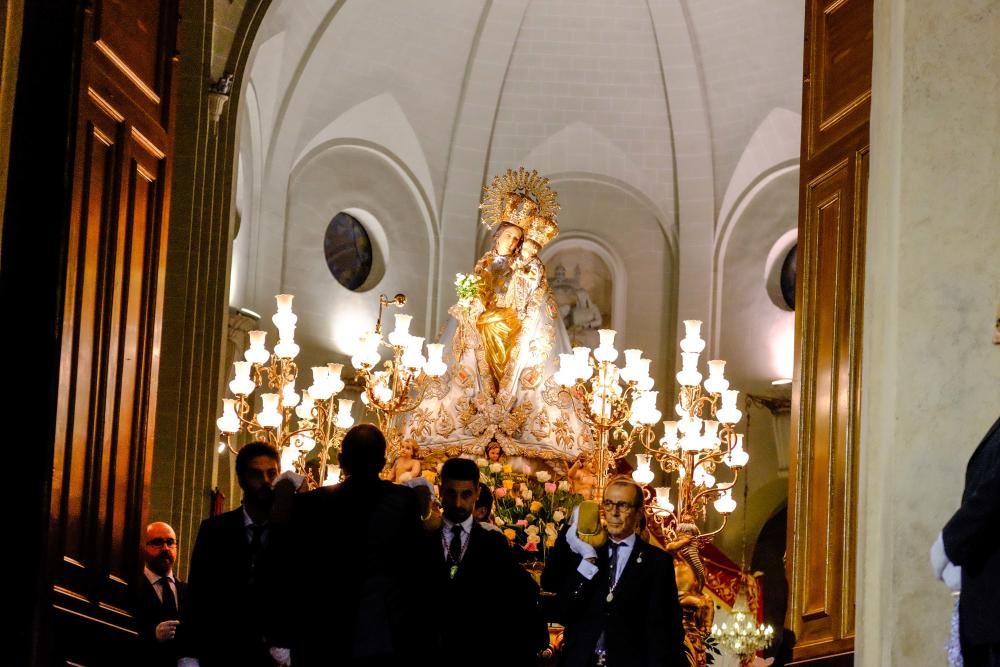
[858,1,1000,663]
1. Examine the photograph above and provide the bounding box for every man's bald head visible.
[143,521,177,577]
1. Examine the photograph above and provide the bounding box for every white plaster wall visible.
[685,0,804,210]
[858,1,1000,664]
[544,178,676,394]
[716,169,798,396]
[284,143,435,370]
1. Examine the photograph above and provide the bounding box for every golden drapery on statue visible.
[476,305,521,392]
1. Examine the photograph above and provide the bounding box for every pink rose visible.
[524,541,538,552]
[544,482,557,494]
[522,464,532,474]
[516,519,528,527]
[494,487,507,498]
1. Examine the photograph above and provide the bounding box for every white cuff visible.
[576,558,599,580]
[930,531,949,579]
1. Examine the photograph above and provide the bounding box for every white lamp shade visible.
[245,330,269,364]
[217,398,240,434]
[229,361,256,395]
[257,393,283,429]
[388,313,413,347]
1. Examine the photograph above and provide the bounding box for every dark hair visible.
[440,457,480,485]
[476,482,494,513]
[236,441,280,479]
[604,476,644,508]
[339,424,387,478]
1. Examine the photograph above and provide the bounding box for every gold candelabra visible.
[635,319,747,542]
[554,329,661,498]
[217,294,355,486]
[350,293,447,458]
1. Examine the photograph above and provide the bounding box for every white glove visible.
[154,619,179,642]
[273,470,306,490]
[942,562,962,592]
[269,647,292,666]
[930,531,950,580]
[566,505,598,559]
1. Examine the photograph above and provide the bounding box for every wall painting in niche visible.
[544,248,613,348]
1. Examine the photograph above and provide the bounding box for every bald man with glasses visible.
[129,521,187,667]
[542,477,686,667]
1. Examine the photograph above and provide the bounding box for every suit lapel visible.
[609,538,645,603]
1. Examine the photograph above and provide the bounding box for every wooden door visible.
[786,0,872,664]
[46,1,178,664]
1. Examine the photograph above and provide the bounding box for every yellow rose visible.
[503,464,513,474]
[530,500,543,513]
[421,470,437,483]
[503,528,516,541]
[502,479,514,490]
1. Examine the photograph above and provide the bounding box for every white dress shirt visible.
[143,565,177,605]
[441,514,475,561]
[576,533,637,582]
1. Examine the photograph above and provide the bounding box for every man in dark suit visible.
[180,441,284,667]
[270,424,427,667]
[542,477,686,667]
[130,521,187,667]
[425,457,548,667]
[936,415,1000,666]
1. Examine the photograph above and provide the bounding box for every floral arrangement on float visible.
[475,457,584,562]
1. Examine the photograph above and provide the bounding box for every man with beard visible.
[179,441,285,667]
[424,457,548,666]
[130,521,186,667]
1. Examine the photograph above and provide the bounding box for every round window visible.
[324,212,373,291]
[779,244,796,311]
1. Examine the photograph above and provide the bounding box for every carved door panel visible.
[787,0,872,664]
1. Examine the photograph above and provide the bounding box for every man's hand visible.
[566,505,598,562]
[154,619,179,642]
[269,646,292,666]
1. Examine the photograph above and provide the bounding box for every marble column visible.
[858,1,1000,663]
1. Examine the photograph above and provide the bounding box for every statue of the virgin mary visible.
[403,168,591,464]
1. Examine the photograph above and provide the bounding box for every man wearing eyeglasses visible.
[542,477,686,666]
[130,521,187,667]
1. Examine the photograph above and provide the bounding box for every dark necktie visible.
[159,577,178,617]
[249,523,264,569]
[608,542,622,589]
[448,524,463,565]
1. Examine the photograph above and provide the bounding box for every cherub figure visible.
[568,454,598,500]
[390,438,423,483]
[485,441,505,463]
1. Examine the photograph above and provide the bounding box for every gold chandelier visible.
[350,293,447,458]
[216,294,355,486]
[553,329,661,497]
[635,319,748,541]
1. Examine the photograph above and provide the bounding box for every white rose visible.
[489,462,503,473]
[526,525,540,535]
[515,498,524,508]
[553,510,565,522]
[535,471,551,483]
[523,489,533,500]
[476,457,489,467]
[494,517,505,526]
[558,480,570,492]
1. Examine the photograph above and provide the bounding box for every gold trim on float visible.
[95,40,161,104]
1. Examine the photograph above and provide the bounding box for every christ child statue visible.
[390,438,423,483]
